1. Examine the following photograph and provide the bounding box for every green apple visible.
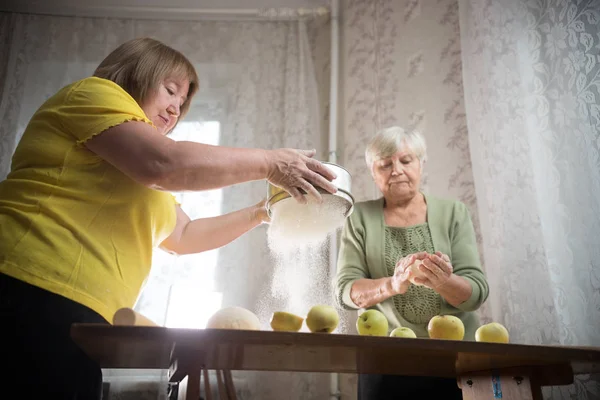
[306,305,339,333]
[389,327,417,338]
[356,309,389,336]
[475,322,509,343]
[427,315,465,340]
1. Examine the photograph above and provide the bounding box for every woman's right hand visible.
[391,252,428,294]
[265,148,338,203]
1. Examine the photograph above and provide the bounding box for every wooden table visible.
[71,324,600,400]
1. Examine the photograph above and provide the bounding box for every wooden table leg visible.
[223,370,238,400]
[216,370,228,399]
[203,369,214,400]
[177,369,201,400]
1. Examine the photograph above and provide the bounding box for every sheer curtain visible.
[0,12,332,400]
[459,0,600,398]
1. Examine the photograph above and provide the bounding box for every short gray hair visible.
[365,126,427,170]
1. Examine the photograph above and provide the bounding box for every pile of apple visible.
[267,305,510,344]
[270,304,340,333]
[355,309,510,343]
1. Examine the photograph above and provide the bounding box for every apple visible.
[306,305,339,333]
[356,309,389,336]
[475,322,509,343]
[390,327,417,338]
[270,311,304,332]
[427,315,465,340]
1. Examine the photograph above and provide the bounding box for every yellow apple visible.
[390,327,417,338]
[427,315,465,340]
[270,311,304,332]
[356,309,389,336]
[475,322,509,343]
[306,305,339,333]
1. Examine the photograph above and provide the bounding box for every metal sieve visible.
[266,161,354,218]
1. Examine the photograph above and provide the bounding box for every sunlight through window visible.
[164,121,223,329]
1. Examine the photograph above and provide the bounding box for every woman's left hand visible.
[413,251,453,290]
[253,198,271,224]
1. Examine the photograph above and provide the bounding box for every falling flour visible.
[256,195,349,330]
[266,195,348,255]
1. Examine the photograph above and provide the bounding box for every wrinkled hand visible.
[413,251,453,290]
[266,148,337,204]
[252,198,271,224]
[391,252,428,294]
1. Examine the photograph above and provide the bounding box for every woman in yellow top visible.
[0,38,336,400]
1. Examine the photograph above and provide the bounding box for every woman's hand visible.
[252,198,271,224]
[265,148,338,204]
[413,251,453,290]
[391,252,428,294]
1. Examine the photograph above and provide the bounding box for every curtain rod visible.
[1,4,330,21]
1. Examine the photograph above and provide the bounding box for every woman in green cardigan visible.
[335,126,489,400]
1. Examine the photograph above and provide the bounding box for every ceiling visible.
[1,0,331,20]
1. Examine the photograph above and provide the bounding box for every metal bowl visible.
[266,161,354,218]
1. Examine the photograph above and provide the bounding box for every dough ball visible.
[206,306,261,330]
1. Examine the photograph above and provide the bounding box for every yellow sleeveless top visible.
[0,77,177,323]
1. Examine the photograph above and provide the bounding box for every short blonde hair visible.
[365,126,427,169]
[94,37,199,118]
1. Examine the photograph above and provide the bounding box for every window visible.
[157,121,224,329]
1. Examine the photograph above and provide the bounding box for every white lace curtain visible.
[0,11,331,400]
[459,0,600,398]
